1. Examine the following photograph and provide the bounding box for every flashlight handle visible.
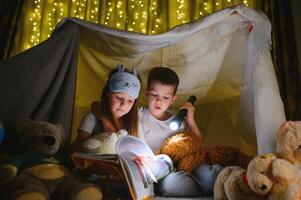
[187,95,197,105]
[179,95,197,116]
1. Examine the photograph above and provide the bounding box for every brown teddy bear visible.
[0,120,103,200]
[156,131,252,172]
[214,153,276,200]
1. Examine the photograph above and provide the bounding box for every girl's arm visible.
[77,130,92,141]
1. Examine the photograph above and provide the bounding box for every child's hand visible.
[179,102,202,138]
[78,131,91,141]
[179,101,196,125]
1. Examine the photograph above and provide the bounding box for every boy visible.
[138,66,201,151]
[139,66,222,197]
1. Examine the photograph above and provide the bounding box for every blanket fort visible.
[0,5,285,155]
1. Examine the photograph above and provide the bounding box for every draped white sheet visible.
[57,5,285,155]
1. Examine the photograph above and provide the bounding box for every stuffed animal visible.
[276,121,301,165]
[0,119,103,200]
[214,153,301,200]
[272,120,301,200]
[80,129,128,154]
[268,157,301,200]
[214,153,276,200]
[157,132,252,172]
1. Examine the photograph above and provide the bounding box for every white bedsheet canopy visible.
[58,5,285,155]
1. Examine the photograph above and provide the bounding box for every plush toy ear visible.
[55,123,65,142]
[277,121,294,138]
[132,67,137,76]
[269,158,297,197]
[271,158,295,181]
[116,64,124,72]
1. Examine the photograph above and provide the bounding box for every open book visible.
[71,136,173,200]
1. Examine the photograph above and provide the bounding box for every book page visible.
[119,151,154,200]
[71,152,119,163]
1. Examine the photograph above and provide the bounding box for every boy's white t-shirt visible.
[138,107,184,151]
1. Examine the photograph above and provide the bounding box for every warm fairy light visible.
[22,0,256,51]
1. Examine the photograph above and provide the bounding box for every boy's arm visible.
[179,102,202,138]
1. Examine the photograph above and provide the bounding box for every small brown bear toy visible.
[157,131,252,172]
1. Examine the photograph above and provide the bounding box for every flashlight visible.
[169,95,197,131]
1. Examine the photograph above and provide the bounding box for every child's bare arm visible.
[77,130,92,141]
[179,102,202,138]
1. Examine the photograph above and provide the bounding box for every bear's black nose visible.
[43,136,55,145]
[260,184,267,190]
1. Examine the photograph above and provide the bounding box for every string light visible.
[22,0,254,51]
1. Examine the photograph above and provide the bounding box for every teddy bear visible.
[276,121,301,165]
[0,119,103,200]
[80,129,128,154]
[214,153,276,200]
[268,156,301,200]
[214,152,301,200]
[268,120,301,200]
[156,131,253,172]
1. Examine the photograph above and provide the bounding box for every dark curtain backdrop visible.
[1,0,301,120]
[0,0,24,60]
[260,0,301,120]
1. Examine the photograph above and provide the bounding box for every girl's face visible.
[109,92,135,119]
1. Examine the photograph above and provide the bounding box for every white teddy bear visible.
[81,129,128,154]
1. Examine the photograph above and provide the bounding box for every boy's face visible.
[146,81,176,120]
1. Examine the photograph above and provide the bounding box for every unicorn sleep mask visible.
[108,64,141,99]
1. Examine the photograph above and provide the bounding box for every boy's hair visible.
[147,66,179,94]
[100,68,140,136]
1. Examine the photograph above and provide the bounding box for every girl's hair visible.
[99,68,140,136]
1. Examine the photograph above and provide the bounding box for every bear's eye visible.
[298,145,301,149]
[260,171,264,174]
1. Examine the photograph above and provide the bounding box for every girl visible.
[77,64,141,142]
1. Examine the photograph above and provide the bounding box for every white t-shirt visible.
[78,112,102,135]
[138,107,184,151]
